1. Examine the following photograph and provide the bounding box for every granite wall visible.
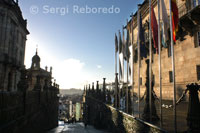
[0,89,59,133]
[85,96,167,133]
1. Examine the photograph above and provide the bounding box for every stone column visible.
[102,78,106,103]
[17,67,28,114]
[187,83,200,132]
[115,73,119,109]
[142,59,159,122]
[92,82,95,96]
[96,81,100,100]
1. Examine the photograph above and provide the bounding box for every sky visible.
[19,0,144,89]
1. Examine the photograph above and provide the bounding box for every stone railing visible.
[84,96,167,133]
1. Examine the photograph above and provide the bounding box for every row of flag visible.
[114,0,179,83]
[115,28,132,83]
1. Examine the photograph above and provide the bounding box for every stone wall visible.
[0,89,59,133]
[85,96,166,133]
[127,0,200,100]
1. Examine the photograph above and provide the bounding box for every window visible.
[152,53,154,63]
[193,0,200,7]
[0,14,4,42]
[140,77,142,85]
[194,32,200,47]
[198,32,200,46]
[197,32,200,47]
[168,44,171,57]
[197,65,200,81]
[169,71,173,83]
[145,32,149,42]
[134,49,138,63]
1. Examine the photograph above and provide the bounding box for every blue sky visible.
[19,0,144,89]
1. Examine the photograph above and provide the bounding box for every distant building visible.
[72,104,76,117]
[69,101,73,117]
[0,0,29,91]
[75,102,81,121]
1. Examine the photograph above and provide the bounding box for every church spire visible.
[36,45,38,55]
[31,45,40,70]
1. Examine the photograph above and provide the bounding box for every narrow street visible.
[48,121,110,133]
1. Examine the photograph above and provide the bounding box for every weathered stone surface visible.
[0,89,59,133]
[85,96,166,133]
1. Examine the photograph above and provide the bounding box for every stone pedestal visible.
[187,83,200,132]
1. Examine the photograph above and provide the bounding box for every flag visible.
[124,29,130,60]
[119,59,122,80]
[119,30,124,82]
[122,27,126,56]
[119,31,123,53]
[128,45,133,85]
[138,13,147,58]
[119,27,125,82]
[161,0,169,48]
[119,53,124,82]
[171,0,179,42]
[115,33,118,52]
[151,6,158,53]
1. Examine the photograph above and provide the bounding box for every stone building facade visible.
[126,0,200,99]
[0,0,29,91]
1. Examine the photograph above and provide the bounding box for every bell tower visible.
[31,49,41,70]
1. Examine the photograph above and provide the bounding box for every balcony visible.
[179,0,200,33]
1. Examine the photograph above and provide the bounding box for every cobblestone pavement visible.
[48,122,109,133]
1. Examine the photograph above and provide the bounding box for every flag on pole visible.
[119,31,123,53]
[119,58,122,79]
[161,0,169,48]
[171,0,179,42]
[115,33,118,52]
[119,53,124,82]
[119,30,124,82]
[121,27,125,82]
[151,6,158,53]
[122,26,126,58]
[138,13,147,58]
[129,45,133,85]
[124,29,130,61]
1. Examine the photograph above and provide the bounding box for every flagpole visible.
[149,0,152,123]
[126,20,129,113]
[115,34,117,74]
[118,30,121,109]
[122,25,125,84]
[126,56,129,113]
[137,5,141,118]
[169,0,177,132]
[122,25,125,111]
[157,0,163,127]
[131,15,134,115]
[115,33,118,109]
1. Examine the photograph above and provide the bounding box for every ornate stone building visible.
[27,50,54,91]
[0,0,29,91]
[126,0,200,99]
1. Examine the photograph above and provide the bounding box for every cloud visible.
[25,36,90,89]
[25,36,112,89]
[53,58,87,89]
[97,65,102,69]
